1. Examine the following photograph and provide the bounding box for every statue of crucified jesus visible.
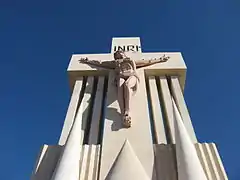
[79,50,169,128]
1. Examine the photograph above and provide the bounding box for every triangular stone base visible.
[105,140,150,180]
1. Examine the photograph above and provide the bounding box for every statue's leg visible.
[124,75,138,118]
[117,77,125,117]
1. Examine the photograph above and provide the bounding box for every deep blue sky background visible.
[1,0,240,179]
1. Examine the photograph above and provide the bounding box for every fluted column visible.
[172,98,207,180]
[51,104,83,180]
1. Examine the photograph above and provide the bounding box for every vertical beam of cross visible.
[99,37,156,180]
[111,37,142,58]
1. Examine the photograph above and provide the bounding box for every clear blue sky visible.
[1,0,240,179]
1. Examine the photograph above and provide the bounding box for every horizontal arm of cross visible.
[135,55,170,69]
[79,54,170,69]
[68,52,186,91]
[78,58,115,69]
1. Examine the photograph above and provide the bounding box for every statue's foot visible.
[123,115,131,128]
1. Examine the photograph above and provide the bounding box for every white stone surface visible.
[194,143,229,180]
[58,78,83,145]
[204,143,222,179]
[105,140,150,180]
[159,76,175,143]
[172,98,207,180]
[195,143,213,180]
[153,143,228,180]
[80,76,94,144]
[51,104,83,180]
[210,143,228,179]
[79,145,89,180]
[148,76,167,144]
[86,145,97,180]
[94,145,101,180]
[88,76,105,144]
[170,76,197,142]
[78,145,100,180]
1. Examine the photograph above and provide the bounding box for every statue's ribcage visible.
[120,62,133,74]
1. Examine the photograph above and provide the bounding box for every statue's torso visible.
[116,58,135,77]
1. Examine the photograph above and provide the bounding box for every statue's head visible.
[114,50,127,60]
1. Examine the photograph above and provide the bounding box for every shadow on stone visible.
[31,145,62,180]
[83,76,126,132]
[105,107,124,131]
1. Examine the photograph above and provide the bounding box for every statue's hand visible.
[159,55,170,62]
[79,57,89,63]
[79,58,102,65]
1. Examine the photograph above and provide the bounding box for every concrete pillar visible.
[159,76,175,143]
[172,98,207,180]
[148,76,167,144]
[59,78,83,145]
[51,104,83,180]
[170,76,197,142]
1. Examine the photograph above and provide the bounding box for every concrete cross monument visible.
[31,37,228,180]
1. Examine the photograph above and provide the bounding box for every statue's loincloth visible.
[118,73,139,92]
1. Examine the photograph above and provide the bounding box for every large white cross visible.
[65,37,196,180]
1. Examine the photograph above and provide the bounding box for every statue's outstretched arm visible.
[135,55,170,68]
[79,58,116,69]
